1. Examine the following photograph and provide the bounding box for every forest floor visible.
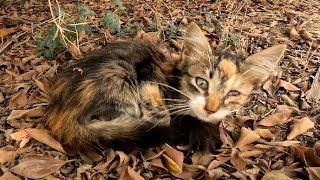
[0,0,320,179]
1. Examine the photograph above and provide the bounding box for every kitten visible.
[45,41,179,154]
[166,22,286,151]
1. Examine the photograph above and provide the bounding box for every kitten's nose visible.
[204,107,216,115]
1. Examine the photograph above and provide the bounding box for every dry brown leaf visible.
[254,128,274,139]
[0,148,15,164]
[231,149,247,170]
[33,77,45,92]
[0,27,16,38]
[10,156,65,179]
[120,167,144,180]
[293,145,320,167]
[289,27,301,40]
[162,153,182,174]
[68,41,82,58]
[207,154,230,170]
[10,129,29,141]
[24,128,65,153]
[219,122,234,145]
[279,80,300,91]
[162,144,184,174]
[307,167,320,180]
[191,151,213,166]
[0,171,20,180]
[8,90,28,110]
[7,106,45,120]
[287,117,314,140]
[235,127,260,148]
[262,171,291,180]
[239,149,265,158]
[306,67,320,102]
[262,140,300,147]
[258,105,293,126]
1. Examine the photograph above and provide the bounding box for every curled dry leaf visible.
[162,154,182,174]
[10,155,65,179]
[279,80,300,91]
[32,77,45,92]
[191,151,213,166]
[207,154,230,170]
[235,127,260,148]
[289,27,301,41]
[10,129,28,141]
[287,117,314,140]
[7,106,45,120]
[258,105,293,126]
[307,167,320,180]
[262,171,291,180]
[161,144,184,174]
[219,122,234,146]
[254,128,274,139]
[231,149,247,170]
[293,145,320,167]
[24,128,65,153]
[0,171,20,180]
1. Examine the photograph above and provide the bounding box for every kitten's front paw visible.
[189,122,221,152]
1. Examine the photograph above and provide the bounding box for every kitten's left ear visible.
[242,44,287,86]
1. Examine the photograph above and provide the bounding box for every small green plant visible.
[36,3,95,59]
[111,0,126,12]
[102,11,121,34]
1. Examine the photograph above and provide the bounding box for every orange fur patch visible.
[218,59,237,77]
[205,95,220,112]
[142,84,164,107]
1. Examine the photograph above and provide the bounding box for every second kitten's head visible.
[173,22,286,123]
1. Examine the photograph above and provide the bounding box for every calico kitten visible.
[166,22,286,151]
[45,41,179,154]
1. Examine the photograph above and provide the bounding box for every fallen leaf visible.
[279,80,300,91]
[207,154,230,170]
[307,167,320,180]
[7,106,45,120]
[231,149,247,170]
[162,144,184,174]
[289,27,300,40]
[120,166,144,180]
[68,41,82,58]
[0,148,15,164]
[10,129,29,141]
[10,155,65,179]
[191,151,213,166]
[162,154,182,174]
[287,117,314,140]
[262,171,291,180]
[0,171,20,180]
[254,128,274,139]
[0,27,16,38]
[33,78,45,92]
[258,105,293,126]
[306,67,320,102]
[24,128,65,153]
[262,140,300,147]
[235,127,260,148]
[293,145,320,167]
[8,90,28,110]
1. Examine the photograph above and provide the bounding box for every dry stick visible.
[47,0,80,53]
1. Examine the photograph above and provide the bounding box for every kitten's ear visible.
[242,44,287,86]
[181,22,212,60]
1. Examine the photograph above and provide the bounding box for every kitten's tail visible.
[57,116,172,154]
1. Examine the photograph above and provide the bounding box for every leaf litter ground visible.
[0,0,320,179]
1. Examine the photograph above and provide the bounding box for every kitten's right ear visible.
[180,22,212,68]
[242,44,287,86]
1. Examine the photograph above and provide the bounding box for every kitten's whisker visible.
[148,81,191,99]
[162,98,188,102]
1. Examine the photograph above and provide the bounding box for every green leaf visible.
[102,11,121,34]
[111,0,126,11]
[76,4,95,21]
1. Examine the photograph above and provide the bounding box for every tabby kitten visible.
[45,41,178,154]
[166,22,286,151]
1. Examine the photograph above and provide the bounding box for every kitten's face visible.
[174,22,286,123]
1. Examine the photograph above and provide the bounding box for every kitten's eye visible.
[227,90,240,97]
[196,77,208,90]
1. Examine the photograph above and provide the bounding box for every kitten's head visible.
[174,22,286,123]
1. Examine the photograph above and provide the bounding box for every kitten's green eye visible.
[227,90,240,96]
[196,77,208,90]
